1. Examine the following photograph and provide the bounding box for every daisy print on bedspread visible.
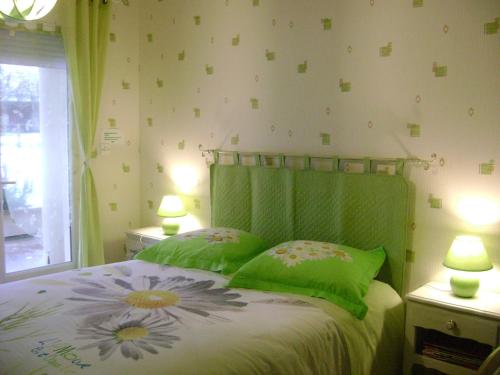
[67,266,247,325]
[176,227,241,244]
[77,314,180,361]
[269,240,353,267]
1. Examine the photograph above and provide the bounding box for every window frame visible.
[0,27,75,283]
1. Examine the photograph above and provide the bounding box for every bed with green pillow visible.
[228,240,386,319]
[0,162,409,375]
[135,227,267,274]
[0,259,403,375]
[136,230,387,320]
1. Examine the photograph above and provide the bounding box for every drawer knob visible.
[446,320,457,330]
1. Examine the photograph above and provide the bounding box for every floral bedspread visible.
[0,260,350,375]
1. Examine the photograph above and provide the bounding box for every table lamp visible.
[157,195,186,235]
[443,235,492,298]
[0,0,59,21]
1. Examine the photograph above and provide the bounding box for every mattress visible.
[0,260,403,375]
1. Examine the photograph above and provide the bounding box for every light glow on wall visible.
[178,214,203,233]
[171,166,199,194]
[456,196,500,226]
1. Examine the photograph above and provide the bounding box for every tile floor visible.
[4,234,46,273]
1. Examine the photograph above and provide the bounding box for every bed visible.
[0,160,410,375]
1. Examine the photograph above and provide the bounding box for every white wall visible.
[93,0,141,263]
[138,0,500,293]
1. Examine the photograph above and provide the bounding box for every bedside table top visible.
[126,226,169,241]
[407,282,500,320]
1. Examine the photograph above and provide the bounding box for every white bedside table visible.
[403,282,500,375]
[125,226,169,259]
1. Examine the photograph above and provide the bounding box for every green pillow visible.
[135,228,267,274]
[227,240,386,319]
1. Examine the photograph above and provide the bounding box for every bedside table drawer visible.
[125,228,167,260]
[410,301,498,346]
[125,235,143,259]
[125,235,158,250]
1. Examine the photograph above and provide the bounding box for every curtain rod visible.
[198,144,445,171]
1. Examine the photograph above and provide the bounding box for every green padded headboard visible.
[210,164,410,295]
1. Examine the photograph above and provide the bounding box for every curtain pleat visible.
[61,0,110,267]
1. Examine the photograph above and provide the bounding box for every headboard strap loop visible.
[279,154,285,168]
[363,158,371,174]
[304,156,311,170]
[254,153,260,166]
[396,159,405,175]
[332,156,339,171]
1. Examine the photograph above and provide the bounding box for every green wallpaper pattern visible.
[137,0,499,292]
[93,0,141,262]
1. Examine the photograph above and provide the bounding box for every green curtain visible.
[61,0,110,267]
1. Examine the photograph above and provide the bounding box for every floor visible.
[4,234,46,273]
[2,208,47,273]
[2,210,71,274]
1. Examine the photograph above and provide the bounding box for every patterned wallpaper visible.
[137,0,500,292]
[11,1,497,291]
[94,0,141,263]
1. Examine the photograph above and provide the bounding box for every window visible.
[0,28,72,280]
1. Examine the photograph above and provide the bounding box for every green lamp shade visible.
[443,235,492,298]
[157,195,187,218]
[0,0,59,21]
[443,235,492,272]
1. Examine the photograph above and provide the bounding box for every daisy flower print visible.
[78,314,179,361]
[269,241,352,267]
[176,228,241,244]
[67,274,247,324]
[269,245,303,267]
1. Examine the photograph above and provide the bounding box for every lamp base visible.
[450,274,479,298]
[161,218,180,235]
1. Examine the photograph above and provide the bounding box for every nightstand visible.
[403,282,500,375]
[125,226,169,259]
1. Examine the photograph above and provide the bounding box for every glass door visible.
[0,62,72,281]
